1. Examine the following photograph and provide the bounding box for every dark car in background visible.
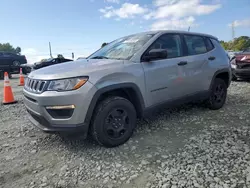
[21,57,73,75]
[231,48,250,80]
[0,51,27,78]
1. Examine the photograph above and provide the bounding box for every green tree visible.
[220,36,250,51]
[220,40,229,50]
[233,36,250,51]
[0,43,22,54]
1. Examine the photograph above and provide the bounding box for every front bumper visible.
[23,81,97,134]
[27,108,87,133]
[232,68,250,79]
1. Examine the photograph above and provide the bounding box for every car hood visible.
[21,64,34,68]
[28,59,124,80]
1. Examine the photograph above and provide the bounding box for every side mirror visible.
[143,49,168,61]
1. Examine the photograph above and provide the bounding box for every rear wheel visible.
[205,78,227,110]
[91,96,136,147]
[13,60,20,67]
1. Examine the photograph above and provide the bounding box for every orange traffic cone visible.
[2,72,17,105]
[18,68,25,86]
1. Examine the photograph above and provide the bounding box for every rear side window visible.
[184,35,207,55]
[204,37,214,51]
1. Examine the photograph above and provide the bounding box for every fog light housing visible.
[45,105,75,119]
[45,105,75,110]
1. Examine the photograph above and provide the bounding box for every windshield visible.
[88,33,154,60]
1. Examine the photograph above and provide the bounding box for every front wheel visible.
[91,96,136,147]
[205,78,227,110]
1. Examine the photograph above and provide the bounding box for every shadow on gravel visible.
[37,102,209,153]
[227,94,250,105]
[36,132,100,151]
[58,133,99,149]
[136,102,206,130]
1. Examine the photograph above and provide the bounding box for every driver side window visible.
[145,34,182,60]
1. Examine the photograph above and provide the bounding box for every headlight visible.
[231,64,236,69]
[47,77,88,91]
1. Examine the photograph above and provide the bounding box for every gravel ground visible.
[0,76,250,188]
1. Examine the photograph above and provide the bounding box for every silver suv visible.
[23,30,231,147]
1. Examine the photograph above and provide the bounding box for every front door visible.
[141,34,187,107]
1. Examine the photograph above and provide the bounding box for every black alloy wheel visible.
[91,96,136,147]
[206,78,227,110]
[104,108,130,139]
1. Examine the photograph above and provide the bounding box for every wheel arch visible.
[84,83,145,127]
[210,69,231,90]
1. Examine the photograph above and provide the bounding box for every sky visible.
[0,0,249,63]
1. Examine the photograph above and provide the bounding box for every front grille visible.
[25,78,48,93]
[236,61,250,69]
[240,64,250,69]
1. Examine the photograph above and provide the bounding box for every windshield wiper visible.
[90,56,109,59]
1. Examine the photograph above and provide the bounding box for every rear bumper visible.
[232,68,250,78]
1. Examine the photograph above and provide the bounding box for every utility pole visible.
[232,22,235,41]
[188,26,191,32]
[49,42,52,58]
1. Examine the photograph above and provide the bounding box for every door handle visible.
[177,61,187,66]
[208,56,216,61]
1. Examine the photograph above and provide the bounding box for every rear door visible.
[181,34,210,94]
[203,37,219,90]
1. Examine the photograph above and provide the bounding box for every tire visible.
[22,67,28,75]
[205,78,227,110]
[91,96,136,147]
